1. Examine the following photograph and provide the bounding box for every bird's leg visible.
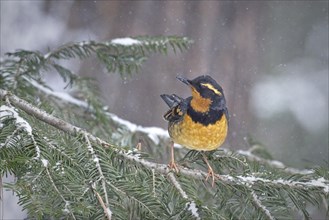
[202,153,218,187]
[168,141,179,173]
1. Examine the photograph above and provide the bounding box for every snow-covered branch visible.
[1,89,328,196]
[250,190,274,220]
[237,150,314,175]
[21,79,320,176]
[14,79,317,175]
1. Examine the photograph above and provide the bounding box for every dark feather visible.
[161,94,187,122]
[160,94,183,108]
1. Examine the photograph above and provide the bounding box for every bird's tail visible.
[160,94,183,108]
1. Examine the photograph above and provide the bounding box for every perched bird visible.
[161,75,228,186]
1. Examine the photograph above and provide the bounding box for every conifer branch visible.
[1,35,328,218]
[167,173,189,199]
[22,80,317,177]
[250,189,274,220]
[237,150,314,175]
[45,167,77,220]
[83,132,110,217]
[0,89,115,149]
[1,89,328,196]
[167,173,201,219]
[105,180,157,219]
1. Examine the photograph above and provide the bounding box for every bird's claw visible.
[168,161,179,173]
[205,166,220,187]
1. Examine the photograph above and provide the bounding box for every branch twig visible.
[167,173,188,199]
[91,183,112,220]
[237,150,314,175]
[83,133,111,217]
[250,189,274,220]
[45,168,76,220]
[167,172,201,219]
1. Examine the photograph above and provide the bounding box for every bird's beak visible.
[176,76,191,86]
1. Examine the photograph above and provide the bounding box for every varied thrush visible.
[161,75,228,186]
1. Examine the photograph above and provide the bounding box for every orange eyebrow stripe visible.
[201,83,222,95]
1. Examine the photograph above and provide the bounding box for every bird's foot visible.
[202,153,219,187]
[205,166,220,187]
[168,161,179,173]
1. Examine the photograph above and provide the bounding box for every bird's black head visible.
[176,75,224,99]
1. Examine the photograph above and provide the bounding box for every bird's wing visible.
[161,94,187,122]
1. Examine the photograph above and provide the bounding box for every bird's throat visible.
[190,90,212,113]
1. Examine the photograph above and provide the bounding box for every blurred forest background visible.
[1,1,328,168]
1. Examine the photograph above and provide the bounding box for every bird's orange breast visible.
[168,113,228,151]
